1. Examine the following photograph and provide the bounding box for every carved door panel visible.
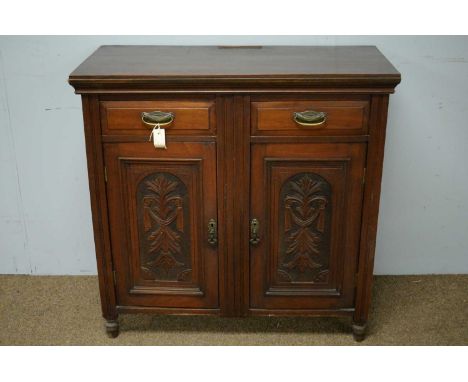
[250,143,366,311]
[104,142,218,309]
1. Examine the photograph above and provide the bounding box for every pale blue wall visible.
[1,36,467,275]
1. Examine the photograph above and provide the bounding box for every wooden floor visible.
[0,275,466,345]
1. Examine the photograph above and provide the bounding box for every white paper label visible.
[149,125,167,149]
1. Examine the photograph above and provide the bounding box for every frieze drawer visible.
[100,99,216,136]
[251,98,370,136]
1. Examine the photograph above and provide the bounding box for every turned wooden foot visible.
[105,319,119,338]
[352,322,367,342]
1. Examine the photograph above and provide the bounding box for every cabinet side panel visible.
[81,95,117,320]
[354,95,390,324]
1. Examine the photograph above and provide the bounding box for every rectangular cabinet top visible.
[69,45,401,93]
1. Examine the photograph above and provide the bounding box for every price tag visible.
[149,124,167,149]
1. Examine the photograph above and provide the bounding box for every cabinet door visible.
[250,143,365,311]
[104,142,218,309]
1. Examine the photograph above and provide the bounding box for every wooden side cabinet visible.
[69,46,400,340]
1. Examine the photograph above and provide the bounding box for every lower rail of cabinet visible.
[106,306,366,341]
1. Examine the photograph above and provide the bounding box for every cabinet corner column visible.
[354,94,390,329]
[81,95,118,323]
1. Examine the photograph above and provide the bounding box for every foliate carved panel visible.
[136,172,192,282]
[278,173,331,283]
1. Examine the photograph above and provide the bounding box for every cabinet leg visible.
[105,319,119,338]
[352,321,367,342]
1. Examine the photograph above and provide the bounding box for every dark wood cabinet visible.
[69,46,400,340]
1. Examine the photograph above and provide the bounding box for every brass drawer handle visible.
[293,110,327,126]
[250,218,260,245]
[141,111,174,127]
[208,219,218,246]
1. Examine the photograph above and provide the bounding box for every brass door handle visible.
[250,218,260,245]
[293,110,327,126]
[141,111,174,127]
[208,219,217,246]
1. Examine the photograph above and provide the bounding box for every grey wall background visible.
[1,36,467,275]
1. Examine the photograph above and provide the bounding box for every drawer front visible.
[251,99,369,136]
[101,99,216,136]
